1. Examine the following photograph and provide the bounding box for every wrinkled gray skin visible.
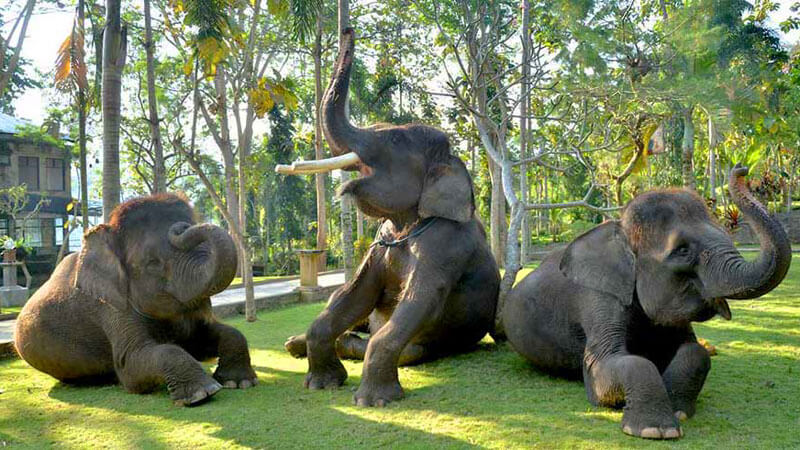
[503,165,791,440]
[285,28,499,407]
[15,194,257,406]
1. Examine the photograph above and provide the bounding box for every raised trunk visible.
[168,223,238,301]
[702,165,791,299]
[320,28,373,160]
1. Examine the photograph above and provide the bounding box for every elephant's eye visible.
[145,258,162,270]
[673,245,691,256]
[667,243,695,271]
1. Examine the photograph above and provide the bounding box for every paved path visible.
[0,271,346,355]
[211,271,343,307]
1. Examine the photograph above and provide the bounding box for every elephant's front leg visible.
[201,321,258,389]
[305,254,384,389]
[585,350,682,439]
[354,277,443,407]
[662,340,711,420]
[114,341,221,406]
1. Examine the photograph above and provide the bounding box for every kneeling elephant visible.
[503,165,791,439]
[14,194,257,406]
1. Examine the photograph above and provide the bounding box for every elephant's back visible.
[15,254,114,381]
[503,250,584,378]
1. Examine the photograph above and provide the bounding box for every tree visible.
[336,0,355,280]
[0,0,35,99]
[102,0,127,220]
[54,1,91,229]
[144,0,166,193]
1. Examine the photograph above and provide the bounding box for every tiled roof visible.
[0,112,31,135]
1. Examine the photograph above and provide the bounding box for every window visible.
[0,219,7,237]
[18,156,39,190]
[55,217,63,246]
[21,219,42,247]
[46,158,65,191]
[0,154,9,166]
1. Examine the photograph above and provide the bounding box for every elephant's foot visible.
[304,359,347,389]
[170,373,222,407]
[353,379,404,407]
[671,399,696,422]
[285,335,308,358]
[214,363,258,389]
[621,407,682,440]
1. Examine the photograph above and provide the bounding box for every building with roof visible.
[0,112,98,282]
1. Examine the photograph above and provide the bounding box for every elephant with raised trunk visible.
[14,194,257,406]
[278,28,499,407]
[502,165,791,440]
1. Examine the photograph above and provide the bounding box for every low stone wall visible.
[212,284,338,319]
[732,211,800,244]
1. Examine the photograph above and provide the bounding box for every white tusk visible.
[275,152,361,175]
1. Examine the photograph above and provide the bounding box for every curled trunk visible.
[168,222,238,301]
[702,165,791,299]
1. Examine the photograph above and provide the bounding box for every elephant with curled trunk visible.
[502,165,791,439]
[279,28,499,407]
[14,194,257,406]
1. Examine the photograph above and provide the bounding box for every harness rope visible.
[371,217,439,248]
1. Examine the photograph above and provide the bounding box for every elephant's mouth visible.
[711,297,732,320]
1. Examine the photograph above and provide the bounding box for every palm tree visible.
[102,0,127,221]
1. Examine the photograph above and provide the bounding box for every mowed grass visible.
[1,255,799,449]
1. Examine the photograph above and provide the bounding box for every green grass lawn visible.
[0,305,21,315]
[1,256,799,448]
[229,275,291,286]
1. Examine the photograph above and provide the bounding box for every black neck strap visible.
[372,217,439,248]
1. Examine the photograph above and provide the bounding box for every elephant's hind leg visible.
[335,332,428,366]
[14,300,113,382]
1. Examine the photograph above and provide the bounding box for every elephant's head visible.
[560,165,791,326]
[73,194,238,319]
[276,28,474,223]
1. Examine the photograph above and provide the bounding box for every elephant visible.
[278,28,500,407]
[14,193,257,406]
[502,165,791,439]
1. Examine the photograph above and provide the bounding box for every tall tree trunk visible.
[102,0,127,221]
[143,0,165,193]
[681,105,695,190]
[337,0,355,280]
[489,158,505,267]
[0,0,35,97]
[708,117,717,202]
[313,14,328,267]
[214,68,240,234]
[78,0,89,229]
[519,0,530,265]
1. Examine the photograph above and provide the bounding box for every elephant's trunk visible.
[321,28,372,161]
[702,165,791,300]
[168,222,238,302]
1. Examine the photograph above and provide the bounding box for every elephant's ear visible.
[559,221,635,306]
[419,155,474,223]
[73,224,128,310]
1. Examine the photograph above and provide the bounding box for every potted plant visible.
[1,236,31,263]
